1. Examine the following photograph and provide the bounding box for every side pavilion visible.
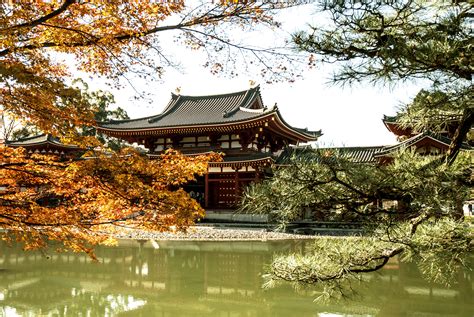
[97,86,321,210]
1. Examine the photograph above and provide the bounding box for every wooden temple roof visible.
[148,151,274,168]
[382,115,412,137]
[97,86,321,142]
[5,134,81,153]
[209,153,274,168]
[373,131,473,158]
[331,146,386,163]
[277,146,386,164]
[382,114,465,138]
[277,132,472,165]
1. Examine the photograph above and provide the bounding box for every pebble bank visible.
[110,226,315,241]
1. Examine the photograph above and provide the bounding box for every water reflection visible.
[0,239,472,316]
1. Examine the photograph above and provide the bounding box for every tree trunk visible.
[447,107,473,165]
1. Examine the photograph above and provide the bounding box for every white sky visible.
[84,3,427,147]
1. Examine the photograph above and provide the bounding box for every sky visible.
[84,3,427,147]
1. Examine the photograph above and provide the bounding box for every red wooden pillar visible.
[234,167,240,205]
[204,173,209,208]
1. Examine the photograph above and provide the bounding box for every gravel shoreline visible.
[109,226,315,241]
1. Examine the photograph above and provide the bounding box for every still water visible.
[0,239,472,316]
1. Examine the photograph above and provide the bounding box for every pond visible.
[0,239,472,316]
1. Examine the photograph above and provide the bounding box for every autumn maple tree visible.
[1,147,220,257]
[0,1,293,255]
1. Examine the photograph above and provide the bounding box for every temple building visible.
[382,114,473,154]
[97,86,321,210]
[5,134,84,159]
[382,114,470,142]
[285,116,473,166]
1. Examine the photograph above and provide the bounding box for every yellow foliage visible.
[1,145,221,256]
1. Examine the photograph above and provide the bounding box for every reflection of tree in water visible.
[0,277,146,316]
[0,240,472,316]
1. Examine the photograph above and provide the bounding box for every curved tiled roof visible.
[336,146,387,163]
[98,86,321,142]
[98,85,321,142]
[277,146,386,164]
[278,132,472,166]
[6,134,79,149]
[374,131,473,157]
[99,86,267,130]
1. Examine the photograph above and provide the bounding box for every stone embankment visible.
[110,226,315,241]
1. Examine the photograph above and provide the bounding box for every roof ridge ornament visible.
[148,94,182,124]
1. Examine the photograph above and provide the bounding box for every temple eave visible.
[98,112,319,144]
[98,117,274,135]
